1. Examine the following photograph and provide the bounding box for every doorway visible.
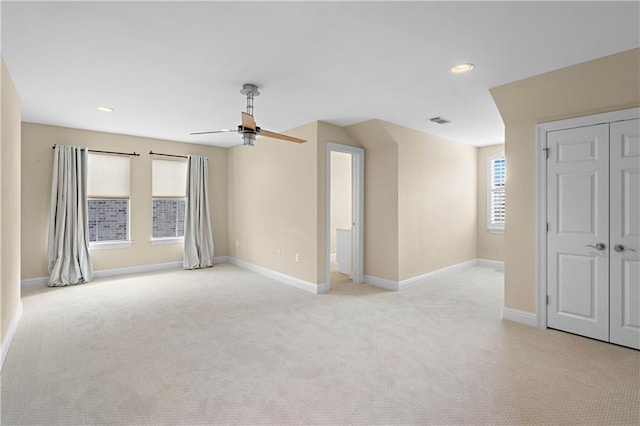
[325,143,364,292]
[536,108,640,350]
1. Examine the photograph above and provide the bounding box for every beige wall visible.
[477,144,505,262]
[21,123,228,279]
[490,48,640,313]
[1,58,22,347]
[344,120,399,282]
[227,122,319,283]
[329,151,352,255]
[384,122,478,281]
[341,119,478,282]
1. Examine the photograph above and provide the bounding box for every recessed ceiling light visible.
[96,106,114,112]
[219,128,231,132]
[450,63,474,74]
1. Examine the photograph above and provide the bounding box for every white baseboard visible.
[364,274,399,291]
[365,259,485,291]
[502,307,537,327]
[93,261,183,280]
[213,256,229,264]
[21,276,50,289]
[399,259,479,290]
[477,259,505,269]
[228,257,322,294]
[22,256,230,289]
[21,257,505,295]
[317,282,329,294]
[1,302,23,370]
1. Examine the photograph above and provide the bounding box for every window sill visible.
[487,227,504,235]
[151,237,184,246]
[90,241,133,250]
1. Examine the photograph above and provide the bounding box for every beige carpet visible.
[330,260,353,291]
[2,264,638,425]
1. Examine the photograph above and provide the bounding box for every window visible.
[488,153,506,232]
[87,153,131,245]
[152,159,188,241]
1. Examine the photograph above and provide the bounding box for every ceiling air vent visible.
[429,116,451,124]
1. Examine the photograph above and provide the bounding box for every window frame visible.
[487,152,506,234]
[150,158,188,245]
[87,197,132,249]
[151,196,186,244]
[86,152,132,249]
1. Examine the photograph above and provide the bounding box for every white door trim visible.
[535,107,640,330]
[326,142,364,290]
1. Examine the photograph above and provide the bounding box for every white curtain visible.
[183,155,215,269]
[47,145,94,286]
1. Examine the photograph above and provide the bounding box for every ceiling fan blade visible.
[259,129,306,144]
[241,112,256,131]
[190,129,235,135]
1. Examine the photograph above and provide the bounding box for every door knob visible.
[585,243,606,250]
[614,244,636,253]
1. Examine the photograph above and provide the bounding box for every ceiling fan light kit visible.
[190,83,305,147]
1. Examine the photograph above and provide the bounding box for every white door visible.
[336,228,352,275]
[546,124,610,341]
[610,119,640,350]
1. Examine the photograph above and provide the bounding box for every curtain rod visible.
[149,150,188,159]
[51,145,140,157]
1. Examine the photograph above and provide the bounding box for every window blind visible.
[152,159,188,197]
[489,155,506,226]
[87,153,130,198]
[490,191,506,224]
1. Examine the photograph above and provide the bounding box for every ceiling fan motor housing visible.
[240,83,260,97]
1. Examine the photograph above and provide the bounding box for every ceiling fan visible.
[190,83,306,146]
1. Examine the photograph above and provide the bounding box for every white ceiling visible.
[2,2,639,148]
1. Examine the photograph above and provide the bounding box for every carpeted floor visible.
[2,264,638,425]
[330,260,353,290]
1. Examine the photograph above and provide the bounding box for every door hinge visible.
[543,147,550,159]
[546,222,549,232]
[546,295,549,305]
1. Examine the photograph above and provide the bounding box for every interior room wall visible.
[1,57,22,350]
[477,144,505,262]
[20,123,228,279]
[490,48,640,313]
[227,122,319,284]
[343,120,399,282]
[329,151,352,256]
[383,122,478,281]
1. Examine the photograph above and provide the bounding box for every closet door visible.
[546,124,610,341]
[609,119,640,350]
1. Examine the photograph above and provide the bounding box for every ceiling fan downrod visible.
[239,84,260,146]
[240,83,260,117]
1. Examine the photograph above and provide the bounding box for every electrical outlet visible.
[276,249,281,258]
[295,253,300,263]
